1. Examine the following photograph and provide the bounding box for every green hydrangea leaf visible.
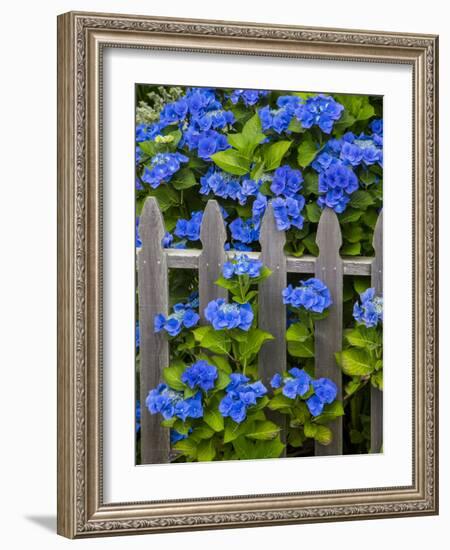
[211,149,251,175]
[340,348,374,376]
[263,140,292,171]
[203,408,225,432]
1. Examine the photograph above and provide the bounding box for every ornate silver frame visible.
[57,11,439,538]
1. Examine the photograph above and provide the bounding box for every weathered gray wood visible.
[137,197,170,464]
[258,202,287,450]
[163,248,372,276]
[199,200,227,322]
[371,210,383,453]
[314,208,343,456]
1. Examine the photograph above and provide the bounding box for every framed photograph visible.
[57,11,439,538]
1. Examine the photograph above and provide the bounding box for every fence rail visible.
[137,197,383,463]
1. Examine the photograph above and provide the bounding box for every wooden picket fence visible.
[137,197,383,464]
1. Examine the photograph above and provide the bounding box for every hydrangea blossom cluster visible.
[152,87,235,135]
[219,373,268,423]
[282,277,332,313]
[181,360,218,392]
[272,196,305,231]
[146,383,203,421]
[136,123,158,143]
[229,217,260,245]
[317,162,359,213]
[258,95,303,134]
[222,254,263,279]
[204,299,254,331]
[258,94,344,135]
[183,128,230,160]
[313,130,382,174]
[200,167,260,204]
[353,287,383,328]
[270,165,304,198]
[270,368,338,416]
[154,300,200,337]
[141,152,188,188]
[174,211,203,242]
[229,89,269,106]
[295,94,344,134]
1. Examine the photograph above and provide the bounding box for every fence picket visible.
[137,197,170,464]
[259,202,287,449]
[199,200,227,322]
[371,210,383,453]
[314,207,343,456]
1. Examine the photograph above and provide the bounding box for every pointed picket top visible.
[259,201,287,248]
[199,200,227,321]
[200,199,227,247]
[316,206,342,252]
[139,196,166,250]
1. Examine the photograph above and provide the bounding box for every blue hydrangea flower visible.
[312,378,338,404]
[258,105,293,134]
[204,299,254,331]
[175,211,203,241]
[141,152,188,188]
[174,392,204,421]
[295,94,344,134]
[181,360,218,392]
[145,383,181,420]
[370,118,383,135]
[136,322,140,349]
[272,196,305,231]
[183,128,229,160]
[229,217,260,245]
[161,231,173,248]
[305,394,324,416]
[136,123,161,143]
[222,254,263,279]
[282,278,332,313]
[282,368,312,399]
[306,378,338,416]
[277,95,303,114]
[353,137,382,166]
[199,168,259,205]
[270,165,304,197]
[340,141,364,167]
[229,89,269,106]
[353,287,383,328]
[219,374,268,423]
[270,373,283,389]
[146,383,204,422]
[136,400,141,433]
[198,130,229,159]
[154,301,200,337]
[317,161,359,213]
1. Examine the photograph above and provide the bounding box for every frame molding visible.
[57,11,438,538]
